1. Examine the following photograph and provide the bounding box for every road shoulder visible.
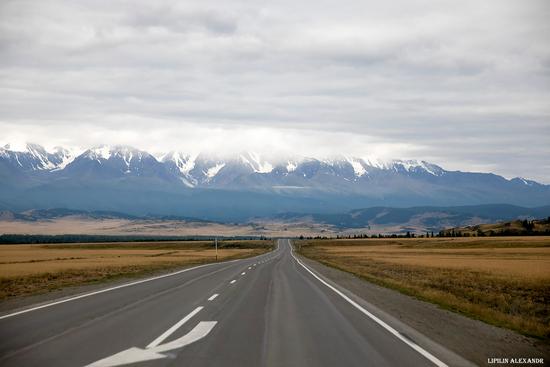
[299,256,550,367]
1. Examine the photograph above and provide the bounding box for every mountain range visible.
[1,143,549,221]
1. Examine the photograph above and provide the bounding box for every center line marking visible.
[147,306,203,349]
[230,280,236,284]
[241,272,246,275]
[208,294,218,301]
[248,267,251,270]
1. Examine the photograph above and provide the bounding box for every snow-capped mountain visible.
[63,145,176,181]
[1,143,548,220]
[0,143,76,172]
[160,152,451,190]
[0,143,452,184]
[161,151,198,187]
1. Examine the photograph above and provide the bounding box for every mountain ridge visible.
[270,204,550,231]
[1,143,549,221]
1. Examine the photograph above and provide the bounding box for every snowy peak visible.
[81,145,158,172]
[285,160,298,173]
[84,145,112,161]
[162,151,197,175]
[0,143,76,171]
[239,152,274,173]
[50,146,77,171]
[189,153,228,183]
[344,156,367,177]
[67,145,173,179]
[387,160,445,176]
[206,162,226,178]
[162,151,199,187]
[83,145,150,162]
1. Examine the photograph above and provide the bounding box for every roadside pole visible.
[215,237,218,261]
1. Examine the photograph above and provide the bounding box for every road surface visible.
[0,239,466,366]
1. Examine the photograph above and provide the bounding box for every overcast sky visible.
[1,0,549,182]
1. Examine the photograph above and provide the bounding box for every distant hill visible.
[0,208,210,223]
[2,205,550,237]
[272,204,550,233]
[440,217,550,236]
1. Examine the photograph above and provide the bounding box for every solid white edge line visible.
[208,294,219,301]
[146,306,203,349]
[287,240,448,367]
[0,242,278,320]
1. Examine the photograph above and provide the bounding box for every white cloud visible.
[0,0,549,182]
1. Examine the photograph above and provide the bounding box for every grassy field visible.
[296,237,550,340]
[0,240,273,300]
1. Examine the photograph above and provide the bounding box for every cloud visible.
[0,0,549,182]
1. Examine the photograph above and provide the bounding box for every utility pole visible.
[215,237,218,261]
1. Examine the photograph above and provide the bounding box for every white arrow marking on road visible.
[86,347,166,367]
[86,321,217,367]
[147,307,202,348]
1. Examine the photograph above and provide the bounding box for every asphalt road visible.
[0,239,467,367]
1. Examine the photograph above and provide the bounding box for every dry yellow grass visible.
[297,237,550,339]
[0,240,273,300]
[316,245,550,279]
[0,216,335,237]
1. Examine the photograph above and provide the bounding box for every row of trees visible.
[0,234,270,244]
[298,224,550,240]
[299,232,435,240]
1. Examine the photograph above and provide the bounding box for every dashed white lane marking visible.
[248,267,252,270]
[230,280,236,284]
[147,306,203,349]
[241,272,246,275]
[208,294,219,301]
[3,244,287,321]
[0,256,250,320]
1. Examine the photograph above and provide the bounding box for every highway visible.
[0,239,467,366]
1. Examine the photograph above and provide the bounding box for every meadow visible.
[0,240,273,300]
[296,237,550,339]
